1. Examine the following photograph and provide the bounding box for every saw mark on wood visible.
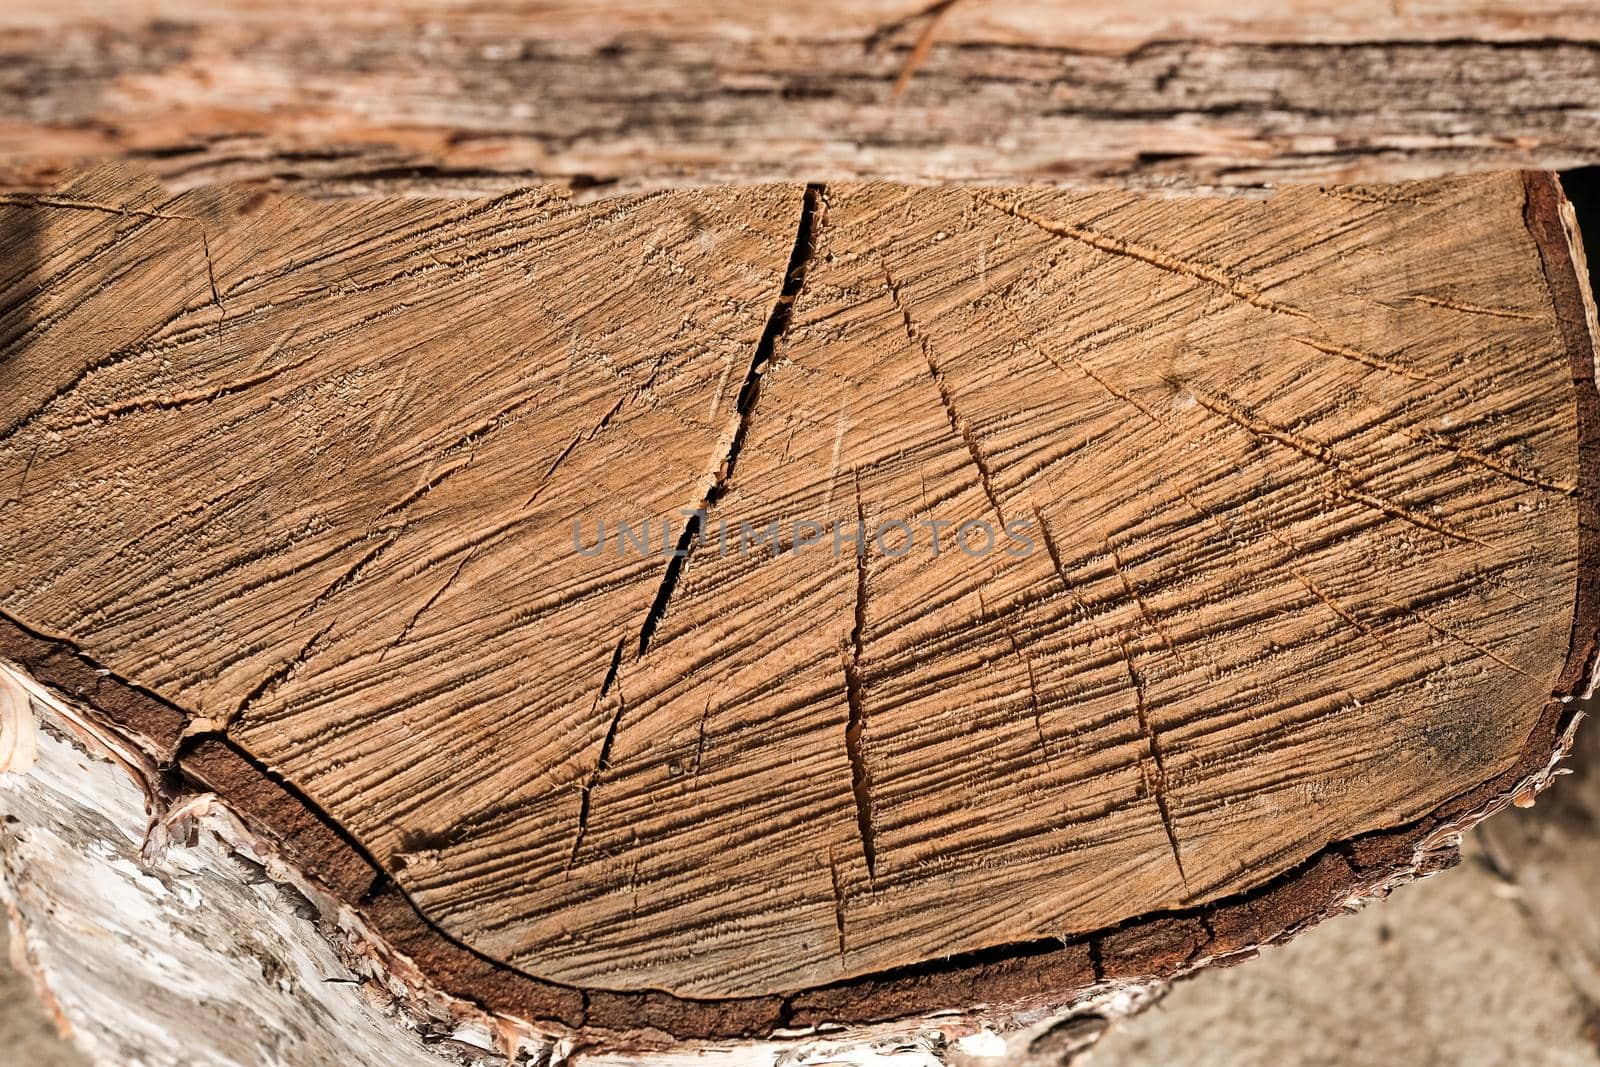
[1169,480,1379,643]
[522,351,671,509]
[0,215,176,353]
[1268,534,1371,641]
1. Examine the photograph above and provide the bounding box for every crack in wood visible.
[1383,598,1537,680]
[1178,382,1492,546]
[0,193,196,223]
[0,168,1589,1019]
[1002,615,1052,767]
[1398,426,1577,495]
[564,181,827,865]
[1288,335,1432,383]
[842,471,877,881]
[378,548,479,664]
[692,694,712,780]
[228,621,335,730]
[295,527,406,622]
[1332,480,1491,548]
[7,443,39,505]
[199,225,222,318]
[1406,293,1541,320]
[1027,340,1391,659]
[1105,538,1183,664]
[54,352,317,431]
[882,263,1007,527]
[634,182,827,658]
[1114,637,1189,893]
[567,638,626,871]
[828,845,849,959]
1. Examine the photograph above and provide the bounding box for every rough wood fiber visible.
[4,2,1600,194]
[0,169,1595,1037]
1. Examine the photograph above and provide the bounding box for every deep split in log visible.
[0,166,1596,1062]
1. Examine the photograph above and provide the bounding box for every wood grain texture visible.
[3,2,1600,194]
[0,169,1595,1014]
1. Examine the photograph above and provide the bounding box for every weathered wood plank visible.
[3,3,1600,193]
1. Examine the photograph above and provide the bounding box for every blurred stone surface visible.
[0,921,86,1067]
[1085,839,1600,1067]
[1481,703,1600,1015]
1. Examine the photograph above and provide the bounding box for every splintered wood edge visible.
[0,170,1594,1046]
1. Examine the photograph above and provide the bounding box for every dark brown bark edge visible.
[0,170,1593,1046]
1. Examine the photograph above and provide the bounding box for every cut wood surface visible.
[0,168,1596,1040]
[4,2,1600,194]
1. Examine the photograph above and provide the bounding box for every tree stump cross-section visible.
[0,167,1595,1049]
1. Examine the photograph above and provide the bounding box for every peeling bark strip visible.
[0,168,1597,1052]
[4,2,1600,194]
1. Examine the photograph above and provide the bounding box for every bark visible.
[0,166,1595,1062]
[1,663,1149,1066]
[2,2,1600,195]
